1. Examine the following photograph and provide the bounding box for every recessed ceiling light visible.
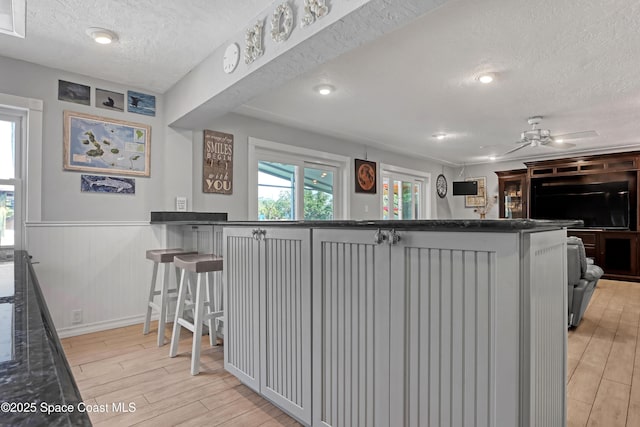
[314,84,335,96]
[555,138,564,143]
[478,73,495,84]
[86,27,118,44]
[488,155,497,161]
[433,133,447,140]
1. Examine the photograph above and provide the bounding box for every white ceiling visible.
[2,0,640,165]
[236,0,640,165]
[0,0,273,93]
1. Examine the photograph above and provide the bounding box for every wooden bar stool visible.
[144,248,197,346]
[169,253,224,375]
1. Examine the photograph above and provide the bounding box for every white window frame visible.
[0,94,43,250]
[248,137,350,220]
[380,163,431,220]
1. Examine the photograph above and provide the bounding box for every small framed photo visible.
[58,80,90,105]
[96,88,125,112]
[127,90,156,116]
[355,159,377,194]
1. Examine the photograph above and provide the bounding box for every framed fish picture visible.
[63,110,151,177]
[81,175,135,194]
[127,90,156,116]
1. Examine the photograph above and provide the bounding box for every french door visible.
[381,172,426,220]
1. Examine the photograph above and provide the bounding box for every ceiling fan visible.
[502,116,598,156]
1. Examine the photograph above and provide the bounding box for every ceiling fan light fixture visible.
[86,27,118,44]
[433,132,447,140]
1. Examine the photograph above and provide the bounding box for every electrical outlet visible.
[71,309,82,325]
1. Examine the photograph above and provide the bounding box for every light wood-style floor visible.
[568,279,640,426]
[62,278,640,426]
[61,322,302,426]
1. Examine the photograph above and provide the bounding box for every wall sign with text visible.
[203,130,233,194]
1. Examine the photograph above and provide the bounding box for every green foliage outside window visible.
[258,189,333,220]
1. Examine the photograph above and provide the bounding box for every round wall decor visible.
[436,174,447,198]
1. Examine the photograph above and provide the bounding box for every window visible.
[249,138,349,220]
[0,111,22,248]
[258,161,296,220]
[380,164,430,220]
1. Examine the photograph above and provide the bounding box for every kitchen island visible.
[221,219,578,427]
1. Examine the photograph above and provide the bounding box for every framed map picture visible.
[465,176,487,207]
[355,159,376,194]
[63,110,151,177]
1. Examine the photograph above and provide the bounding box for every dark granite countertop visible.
[0,251,91,426]
[150,211,582,232]
[221,218,583,231]
[150,211,227,224]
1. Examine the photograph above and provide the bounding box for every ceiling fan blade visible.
[552,130,598,141]
[545,141,576,149]
[502,142,530,156]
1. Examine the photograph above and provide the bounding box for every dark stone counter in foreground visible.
[0,251,91,426]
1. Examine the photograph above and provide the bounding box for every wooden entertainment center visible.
[496,151,640,281]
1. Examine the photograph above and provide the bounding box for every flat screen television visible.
[452,181,478,196]
[530,180,630,229]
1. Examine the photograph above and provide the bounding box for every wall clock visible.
[223,43,240,74]
[436,174,447,198]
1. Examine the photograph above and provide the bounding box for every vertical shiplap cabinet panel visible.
[223,227,260,392]
[260,228,311,425]
[521,230,567,427]
[312,229,389,427]
[390,231,521,427]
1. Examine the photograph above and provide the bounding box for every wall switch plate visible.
[71,309,82,325]
[176,196,187,212]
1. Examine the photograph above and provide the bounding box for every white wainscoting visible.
[26,222,166,337]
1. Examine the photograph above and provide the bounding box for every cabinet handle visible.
[388,229,401,245]
[374,229,387,245]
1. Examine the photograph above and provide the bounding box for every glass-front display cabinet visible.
[496,169,528,219]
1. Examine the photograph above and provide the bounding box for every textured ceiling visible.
[2,0,640,165]
[236,0,640,165]
[0,0,273,93]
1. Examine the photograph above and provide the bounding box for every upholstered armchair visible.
[567,236,604,327]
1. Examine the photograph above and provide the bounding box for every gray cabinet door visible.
[311,229,391,427]
[390,230,521,427]
[223,227,261,392]
[260,227,312,425]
